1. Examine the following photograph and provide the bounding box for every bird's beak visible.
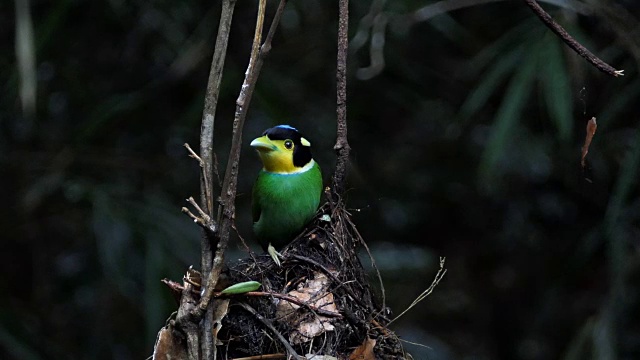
[250,135,277,152]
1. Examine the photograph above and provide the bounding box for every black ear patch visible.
[263,126,313,168]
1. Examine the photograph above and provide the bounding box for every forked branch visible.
[194,0,289,322]
[176,0,237,358]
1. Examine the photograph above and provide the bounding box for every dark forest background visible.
[2,0,640,359]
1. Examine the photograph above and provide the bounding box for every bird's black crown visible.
[263,125,313,167]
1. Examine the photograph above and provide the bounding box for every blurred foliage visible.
[2,0,640,359]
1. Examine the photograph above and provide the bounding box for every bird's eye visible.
[284,140,293,150]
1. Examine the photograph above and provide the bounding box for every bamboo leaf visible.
[460,46,523,120]
[220,281,262,294]
[541,34,573,141]
[479,53,537,186]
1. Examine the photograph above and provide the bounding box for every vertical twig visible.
[206,0,266,320]
[194,0,288,324]
[523,0,623,77]
[176,0,237,357]
[200,0,237,272]
[200,0,237,357]
[199,2,237,356]
[332,0,351,198]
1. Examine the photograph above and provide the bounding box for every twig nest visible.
[217,201,409,359]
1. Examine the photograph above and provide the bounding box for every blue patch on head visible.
[276,124,297,131]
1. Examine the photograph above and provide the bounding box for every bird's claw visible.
[267,244,283,267]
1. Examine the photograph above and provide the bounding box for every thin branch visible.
[347,215,386,316]
[237,291,343,318]
[194,0,288,322]
[524,0,623,77]
[200,0,267,318]
[199,1,237,357]
[387,257,447,326]
[200,0,237,218]
[175,0,236,357]
[181,197,214,231]
[239,303,302,360]
[184,143,204,167]
[332,0,351,198]
[160,280,342,319]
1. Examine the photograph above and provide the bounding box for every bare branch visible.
[175,0,237,357]
[198,0,268,320]
[387,257,447,326]
[332,0,351,199]
[181,196,216,234]
[194,0,288,325]
[239,291,343,318]
[200,0,238,217]
[199,2,237,357]
[184,143,204,167]
[524,0,623,77]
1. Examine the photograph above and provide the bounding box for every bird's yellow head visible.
[251,125,314,174]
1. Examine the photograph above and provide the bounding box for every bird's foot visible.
[267,244,283,267]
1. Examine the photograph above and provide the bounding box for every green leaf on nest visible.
[220,281,262,295]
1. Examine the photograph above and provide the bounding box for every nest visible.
[156,199,411,360]
[217,200,409,359]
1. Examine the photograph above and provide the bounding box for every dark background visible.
[2,0,640,359]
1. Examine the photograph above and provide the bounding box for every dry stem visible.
[387,257,447,326]
[194,0,237,357]
[192,0,289,340]
[332,0,351,198]
[524,0,623,77]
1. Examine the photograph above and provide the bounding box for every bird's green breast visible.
[252,161,322,249]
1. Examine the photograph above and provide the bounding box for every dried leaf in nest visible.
[212,299,230,346]
[275,272,339,345]
[348,337,376,360]
[152,325,187,360]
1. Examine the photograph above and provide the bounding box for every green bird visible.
[251,125,323,265]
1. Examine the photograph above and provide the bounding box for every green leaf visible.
[479,52,537,187]
[464,18,537,75]
[220,281,262,295]
[460,46,523,120]
[541,34,573,141]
